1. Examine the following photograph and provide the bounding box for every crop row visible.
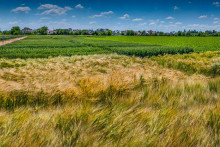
[103,46,194,57]
[75,37,194,57]
[0,47,111,59]
[0,35,194,59]
[85,36,220,52]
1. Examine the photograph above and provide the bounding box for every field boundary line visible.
[0,36,27,46]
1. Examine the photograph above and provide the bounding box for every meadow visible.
[0,35,219,146]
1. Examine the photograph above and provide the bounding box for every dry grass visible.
[0,54,219,146]
[0,54,194,93]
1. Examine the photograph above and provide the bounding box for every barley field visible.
[0,36,219,146]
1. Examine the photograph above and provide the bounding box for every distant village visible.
[1,26,220,37]
[20,27,168,36]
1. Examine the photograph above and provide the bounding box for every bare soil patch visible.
[0,36,27,46]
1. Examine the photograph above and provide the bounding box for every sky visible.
[0,0,219,32]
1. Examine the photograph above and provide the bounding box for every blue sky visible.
[0,0,219,31]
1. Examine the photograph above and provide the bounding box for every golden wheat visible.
[0,53,219,146]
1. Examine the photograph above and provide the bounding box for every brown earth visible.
[0,36,26,46]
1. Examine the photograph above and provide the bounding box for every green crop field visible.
[0,35,193,58]
[0,35,219,146]
[85,36,220,52]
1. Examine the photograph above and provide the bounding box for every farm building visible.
[47,30,56,35]
[22,28,34,35]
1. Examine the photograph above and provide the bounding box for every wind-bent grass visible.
[0,35,219,146]
[0,54,219,146]
[151,51,220,77]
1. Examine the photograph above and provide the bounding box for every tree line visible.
[0,26,220,37]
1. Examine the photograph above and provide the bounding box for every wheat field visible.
[0,52,219,146]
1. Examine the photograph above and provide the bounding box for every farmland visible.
[0,35,219,146]
[85,36,220,52]
[0,35,193,58]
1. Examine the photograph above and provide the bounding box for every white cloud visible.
[213,21,219,24]
[11,7,31,13]
[214,17,219,20]
[46,20,71,28]
[174,6,179,10]
[72,16,76,18]
[119,14,130,20]
[186,24,220,30]
[213,2,220,7]
[38,4,72,15]
[166,16,174,20]
[175,22,182,25]
[90,14,102,18]
[188,24,199,27]
[139,22,147,26]
[132,18,143,21]
[8,21,19,25]
[149,19,160,25]
[160,21,165,23]
[89,21,96,24]
[75,4,84,9]
[149,22,156,25]
[90,11,114,18]
[101,11,114,15]
[40,17,50,20]
[198,15,207,19]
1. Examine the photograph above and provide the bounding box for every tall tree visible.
[39,26,48,35]
[106,30,112,36]
[10,26,21,35]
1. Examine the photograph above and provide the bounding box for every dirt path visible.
[0,36,26,46]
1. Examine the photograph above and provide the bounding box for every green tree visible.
[186,31,191,36]
[106,30,112,36]
[181,32,185,36]
[159,32,164,36]
[10,26,21,35]
[81,30,89,35]
[126,30,135,36]
[92,31,98,35]
[39,26,48,35]
[177,31,182,36]
[141,31,146,36]
[69,31,74,35]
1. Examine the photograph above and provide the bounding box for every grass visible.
[0,54,219,146]
[0,35,219,146]
[0,36,111,59]
[0,35,193,59]
[85,36,220,52]
[151,51,220,77]
[106,46,193,57]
